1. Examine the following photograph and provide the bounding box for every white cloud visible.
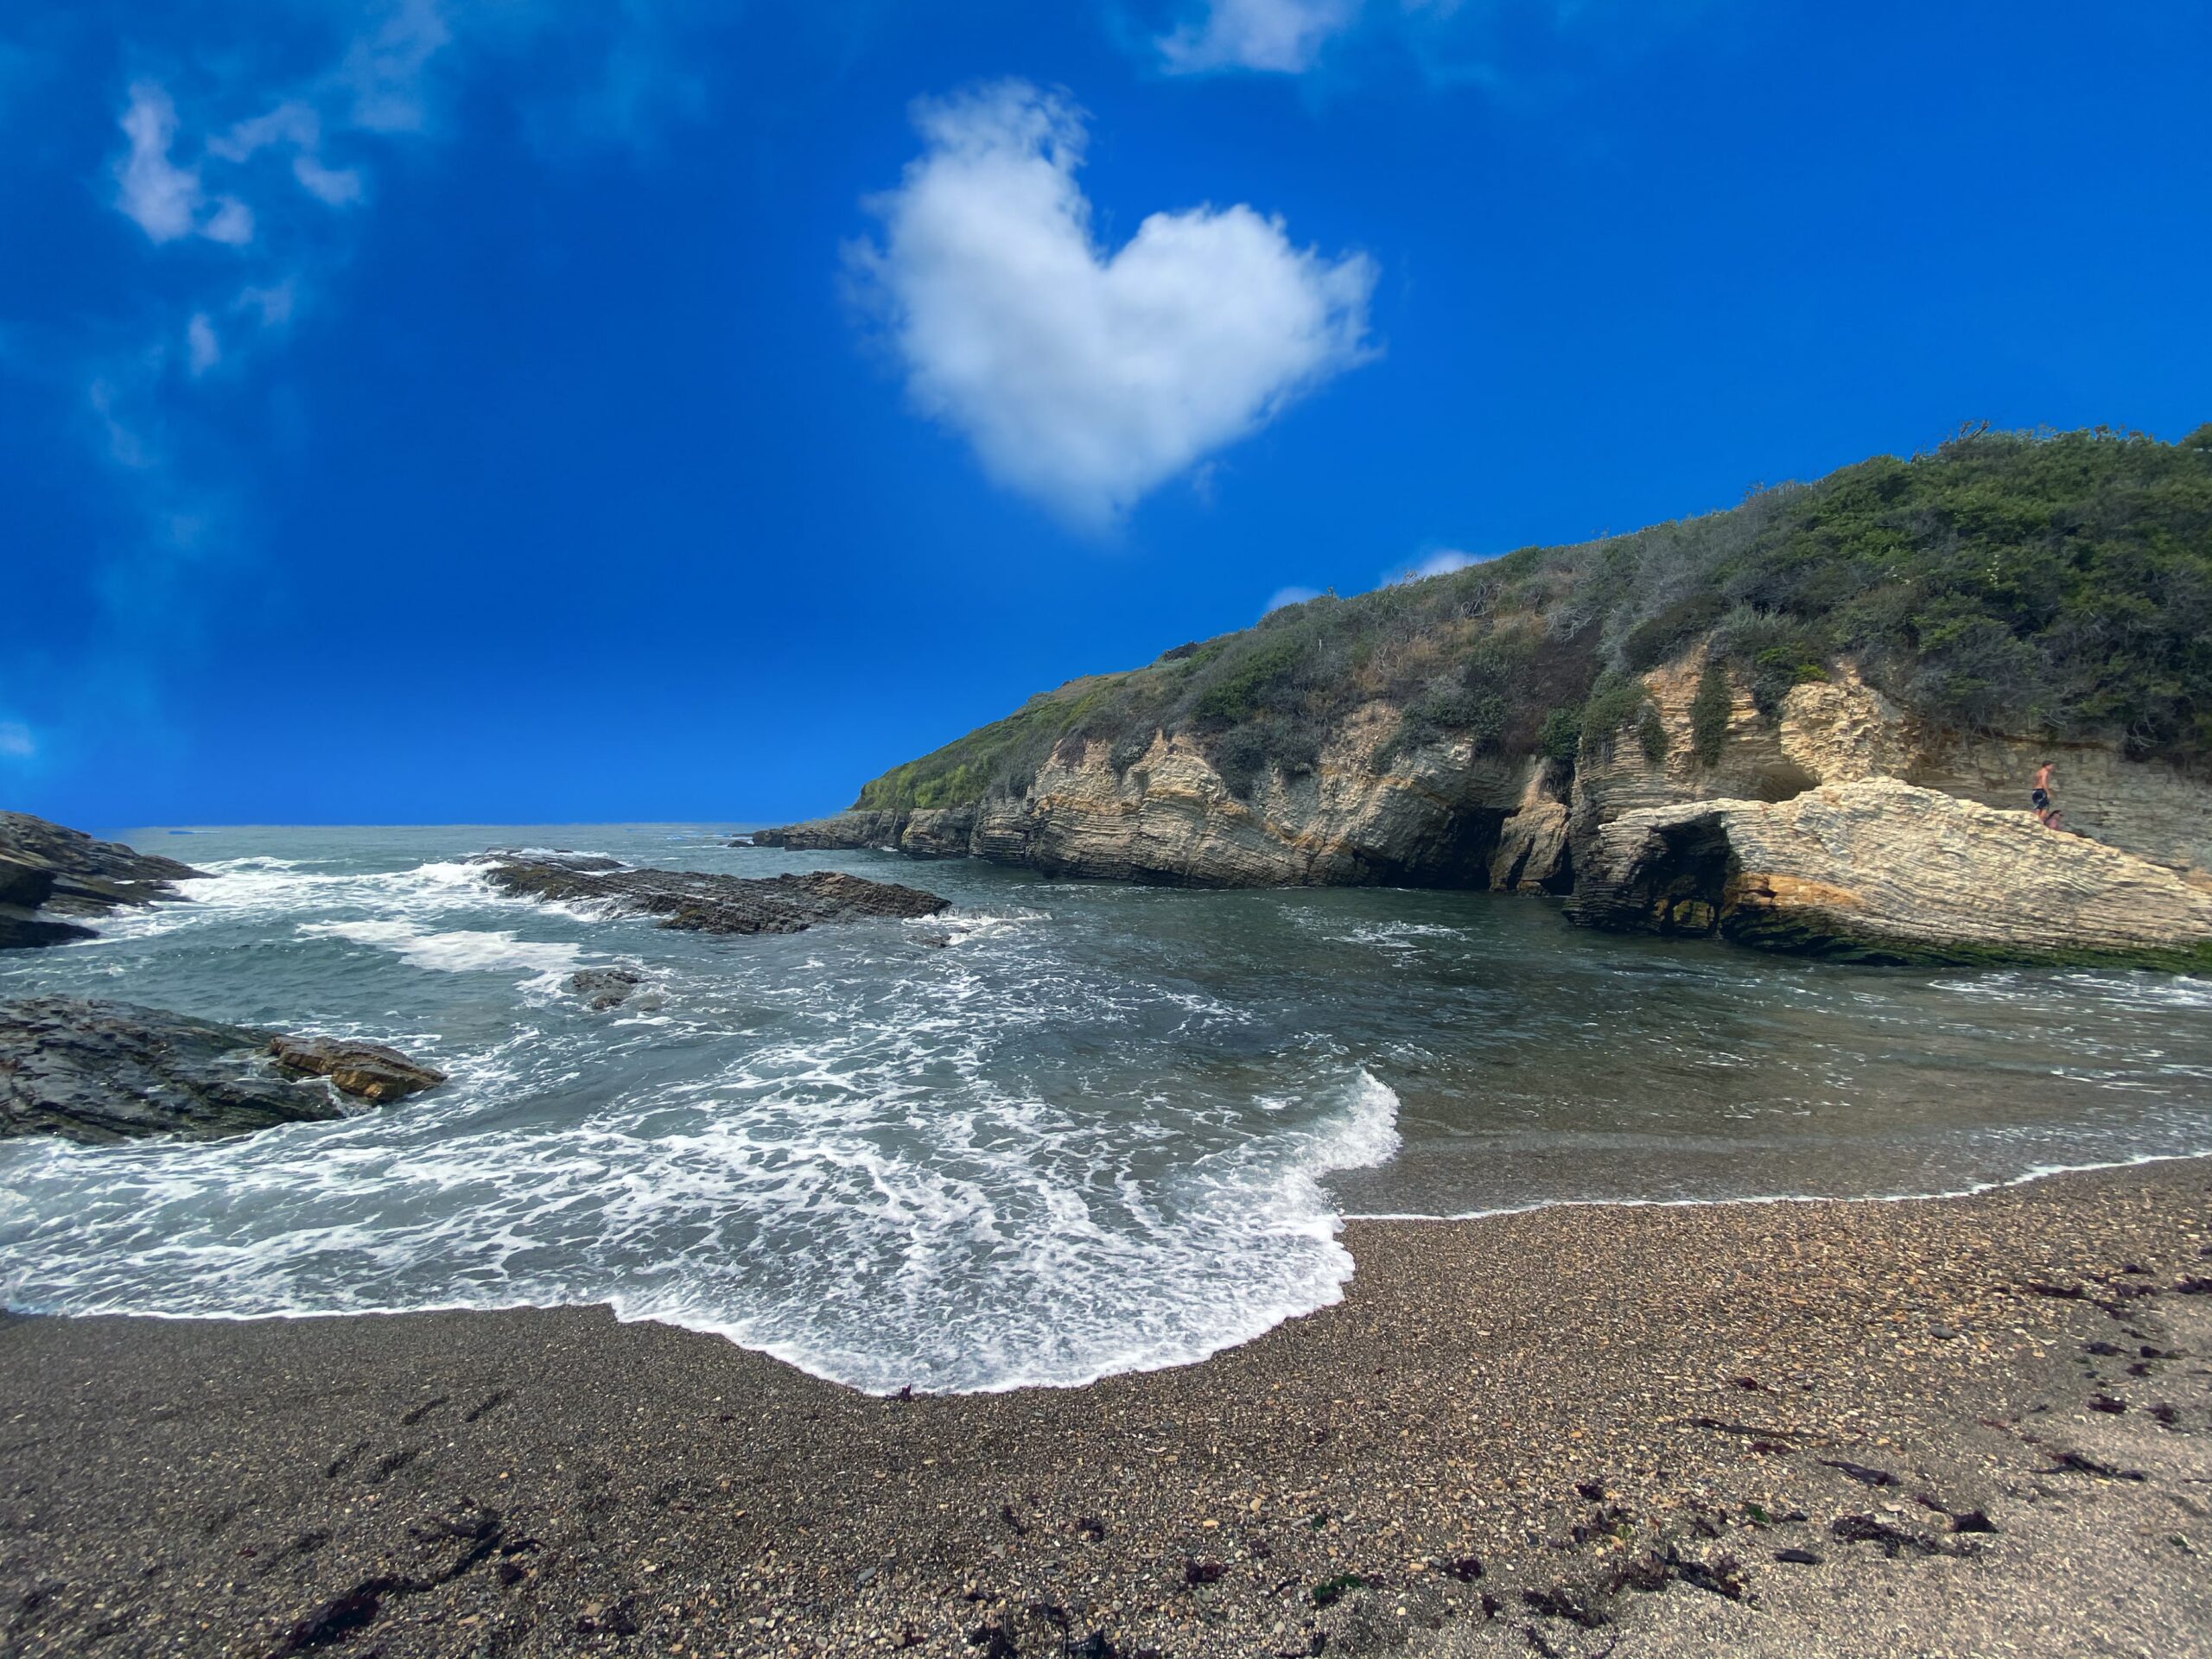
[114,81,253,245]
[1158,0,1364,74]
[337,0,454,134]
[851,81,1376,525]
[210,100,366,206]
[1385,547,1481,584]
[0,721,34,760]
[1264,584,1323,613]
[186,313,220,375]
[1153,0,1722,82]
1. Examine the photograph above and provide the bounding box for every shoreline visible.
[1338,1143,2212,1224]
[10,1145,2210,1399]
[5,1160,2210,1657]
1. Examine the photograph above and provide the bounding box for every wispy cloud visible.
[1264,584,1325,613]
[18,2,727,791]
[114,81,253,245]
[849,80,1377,526]
[1157,0,1363,74]
[1149,0,1726,84]
[0,721,35,761]
[184,313,219,376]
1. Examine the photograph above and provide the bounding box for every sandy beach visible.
[3,1160,2209,1659]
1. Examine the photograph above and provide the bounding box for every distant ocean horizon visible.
[4,823,2209,1394]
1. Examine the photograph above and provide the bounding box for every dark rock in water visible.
[569,967,647,1009]
[267,1034,447,1103]
[0,811,208,950]
[479,855,950,936]
[1,997,334,1145]
[483,848,622,874]
[0,997,444,1144]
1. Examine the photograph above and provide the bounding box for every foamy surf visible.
[0,1065,1402,1395]
[6,823,2210,1395]
[296,919,582,983]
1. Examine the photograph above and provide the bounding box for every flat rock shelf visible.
[477,852,950,936]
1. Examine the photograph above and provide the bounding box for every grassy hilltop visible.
[857,426,2212,813]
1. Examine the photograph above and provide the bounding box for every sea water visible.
[2,823,2208,1392]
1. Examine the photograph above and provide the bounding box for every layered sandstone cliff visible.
[753,647,2212,967]
[760,710,1551,889]
[1567,778,2212,968]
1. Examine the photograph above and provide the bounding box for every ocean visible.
[3,823,2209,1394]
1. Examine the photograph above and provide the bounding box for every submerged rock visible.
[480,855,950,936]
[1567,778,2212,967]
[568,967,654,1010]
[0,812,207,950]
[266,1035,448,1103]
[0,997,443,1146]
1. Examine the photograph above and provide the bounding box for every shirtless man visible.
[2031,760,2055,824]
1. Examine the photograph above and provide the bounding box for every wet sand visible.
[3,1160,2209,1658]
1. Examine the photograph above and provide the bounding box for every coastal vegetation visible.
[855,425,2212,810]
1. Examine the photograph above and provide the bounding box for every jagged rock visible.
[266,1035,447,1103]
[1,998,334,1144]
[480,856,949,935]
[0,812,207,950]
[747,813,909,852]
[1488,760,1574,893]
[1568,779,2212,966]
[749,648,2212,968]
[568,967,654,1010]
[1,998,445,1144]
[756,715,1536,888]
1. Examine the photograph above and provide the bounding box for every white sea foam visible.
[0,1061,1402,1395]
[296,920,581,983]
[1342,1146,2212,1223]
[11,827,2212,1397]
[1331,920,1466,949]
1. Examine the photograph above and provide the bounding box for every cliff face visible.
[0,813,207,950]
[755,429,2212,965]
[756,648,2212,966]
[1568,778,2212,968]
[765,712,1548,888]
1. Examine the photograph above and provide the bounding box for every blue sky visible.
[5,1,2208,829]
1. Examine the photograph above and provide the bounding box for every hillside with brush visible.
[855,425,2211,815]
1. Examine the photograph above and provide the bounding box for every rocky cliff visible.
[754,428,2212,967]
[1568,778,2212,968]
[757,651,2212,966]
[761,716,1546,889]
[0,812,207,950]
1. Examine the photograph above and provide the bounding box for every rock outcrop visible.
[751,652,2212,968]
[479,855,949,935]
[567,967,658,1011]
[1567,779,2212,967]
[266,1035,448,1103]
[756,717,1546,889]
[0,812,207,950]
[1,998,444,1145]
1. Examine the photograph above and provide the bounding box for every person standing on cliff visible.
[2031,760,2056,824]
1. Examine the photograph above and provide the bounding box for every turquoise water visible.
[3,823,2209,1392]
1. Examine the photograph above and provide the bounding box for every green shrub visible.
[1192,634,1307,723]
[1578,677,1652,758]
[1539,705,1585,764]
[1638,703,1670,765]
[1620,591,1727,671]
[1690,659,1732,766]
